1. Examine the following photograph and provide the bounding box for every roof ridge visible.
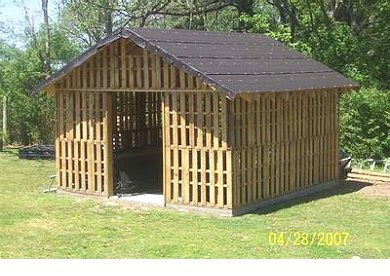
[32,27,358,96]
[123,29,236,98]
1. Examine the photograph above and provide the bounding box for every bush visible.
[340,87,390,159]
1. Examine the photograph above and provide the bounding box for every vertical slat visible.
[74,91,81,190]
[192,147,198,205]
[66,92,74,190]
[189,94,195,147]
[201,149,207,206]
[103,92,113,197]
[163,93,171,204]
[210,149,215,206]
[226,149,232,208]
[290,94,296,192]
[256,95,262,200]
[234,99,241,205]
[136,56,142,89]
[114,42,119,88]
[143,49,149,89]
[96,92,102,193]
[57,92,64,189]
[247,97,254,203]
[121,39,127,88]
[55,93,60,188]
[163,62,169,89]
[171,93,179,202]
[180,93,189,203]
[129,51,135,88]
[87,92,95,193]
[155,56,161,88]
[196,93,203,147]
[218,150,224,207]
[205,93,212,149]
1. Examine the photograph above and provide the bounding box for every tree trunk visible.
[235,0,255,31]
[103,0,113,35]
[42,0,51,77]
[2,95,7,147]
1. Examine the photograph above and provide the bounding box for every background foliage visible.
[0,0,389,158]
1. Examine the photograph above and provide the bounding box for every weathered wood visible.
[231,91,340,210]
[53,38,341,214]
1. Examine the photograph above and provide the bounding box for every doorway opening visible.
[111,91,163,205]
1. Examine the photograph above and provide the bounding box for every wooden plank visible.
[218,150,224,207]
[87,140,94,193]
[182,148,190,204]
[226,149,232,208]
[163,62,169,89]
[121,39,127,88]
[189,94,195,147]
[114,42,119,88]
[192,148,198,205]
[66,92,74,190]
[57,92,65,189]
[80,92,87,191]
[171,93,179,202]
[89,58,94,89]
[210,149,216,206]
[290,95,296,192]
[74,91,81,190]
[196,93,203,147]
[213,93,219,149]
[136,56,142,89]
[103,92,113,197]
[200,149,207,206]
[55,93,61,188]
[58,88,212,93]
[247,97,254,203]
[155,56,161,88]
[87,92,95,193]
[102,46,108,88]
[180,93,186,147]
[205,93,212,148]
[162,94,170,204]
[143,49,149,89]
[129,54,134,88]
[96,93,102,193]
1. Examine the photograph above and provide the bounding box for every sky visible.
[0,0,59,48]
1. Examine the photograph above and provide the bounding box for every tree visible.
[42,0,51,77]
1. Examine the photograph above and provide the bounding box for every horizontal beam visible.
[55,88,214,93]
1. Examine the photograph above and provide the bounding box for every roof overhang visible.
[32,28,360,98]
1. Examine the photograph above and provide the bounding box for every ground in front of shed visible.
[0,149,389,258]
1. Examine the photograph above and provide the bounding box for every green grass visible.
[0,149,389,258]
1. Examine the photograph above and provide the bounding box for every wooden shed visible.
[34,28,358,216]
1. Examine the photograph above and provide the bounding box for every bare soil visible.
[347,173,390,197]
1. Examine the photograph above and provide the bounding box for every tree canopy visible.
[0,0,389,159]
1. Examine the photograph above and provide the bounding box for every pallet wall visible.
[54,38,216,198]
[231,90,339,209]
[55,90,113,196]
[113,91,162,151]
[162,92,233,209]
[54,38,213,93]
[53,36,340,211]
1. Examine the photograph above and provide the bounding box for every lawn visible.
[0,149,389,258]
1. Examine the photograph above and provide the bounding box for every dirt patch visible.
[346,176,390,197]
[359,182,390,197]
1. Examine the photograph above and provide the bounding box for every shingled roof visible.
[33,27,359,98]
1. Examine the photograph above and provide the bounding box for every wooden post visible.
[2,95,7,146]
[103,92,113,197]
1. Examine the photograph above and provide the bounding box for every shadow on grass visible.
[0,148,54,166]
[0,149,20,157]
[253,180,372,215]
